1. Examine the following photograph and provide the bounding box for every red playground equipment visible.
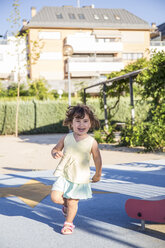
[125,198,165,230]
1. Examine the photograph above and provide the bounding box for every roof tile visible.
[26,6,150,30]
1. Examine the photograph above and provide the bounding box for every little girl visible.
[51,104,102,235]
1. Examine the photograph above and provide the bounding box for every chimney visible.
[151,22,157,31]
[22,19,27,26]
[62,5,73,8]
[31,7,37,17]
[83,5,95,8]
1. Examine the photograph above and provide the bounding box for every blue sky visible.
[1,0,165,36]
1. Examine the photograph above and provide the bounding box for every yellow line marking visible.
[0,180,51,208]
[0,180,116,207]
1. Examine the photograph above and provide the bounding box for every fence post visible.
[83,88,86,105]
[129,76,135,125]
[103,83,108,128]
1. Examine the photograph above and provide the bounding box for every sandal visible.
[62,206,67,217]
[61,221,75,235]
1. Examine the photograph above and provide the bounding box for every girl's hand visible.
[51,135,66,160]
[52,151,63,159]
[92,173,101,183]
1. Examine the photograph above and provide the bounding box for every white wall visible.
[0,36,27,81]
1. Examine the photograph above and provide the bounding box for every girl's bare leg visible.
[51,193,79,234]
[66,199,79,223]
[61,199,79,234]
[51,190,67,207]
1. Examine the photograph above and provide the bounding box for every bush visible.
[120,122,145,147]
[8,83,29,97]
[0,82,7,97]
[143,122,165,151]
[120,104,165,151]
[50,89,59,99]
[0,82,29,97]
[120,121,165,152]
[100,51,165,151]
[28,78,49,100]
[7,83,18,97]
[94,125,115,144]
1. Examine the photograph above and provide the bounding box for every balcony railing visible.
[67,61,124,77]
[150,41,165,46]
[66,37,123,53]
[70,57,122,62]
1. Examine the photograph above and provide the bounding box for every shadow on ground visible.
[18,134,164,156]
[0,163,165,246]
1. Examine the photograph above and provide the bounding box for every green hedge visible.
[0,98,149,135]
[87,97,149,123]
[0,100,68,134]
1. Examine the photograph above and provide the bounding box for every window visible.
[95,38,104,43]
[78,13,85,19]
[39,31,61,40]
[39,52,62,60]
[94,14,99,20]
[96,38,119,43]
[68,13,76,19]
[97,54,114,57]
[137,53,143,59]
[114,15,120,20]
[109,38,116,42]
[123,53,143,60]
[115,37,121,42]
[103,15,108,20]
[56,13,63,19]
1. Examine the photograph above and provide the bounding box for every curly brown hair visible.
[63,104,100,130]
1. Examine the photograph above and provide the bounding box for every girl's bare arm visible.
[51,135,66,159]
[91,139,102,182]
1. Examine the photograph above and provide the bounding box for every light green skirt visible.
[52,176,92,200]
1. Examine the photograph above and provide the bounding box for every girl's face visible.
[72,113,91,136]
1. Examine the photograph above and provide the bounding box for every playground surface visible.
[0,134,165,248]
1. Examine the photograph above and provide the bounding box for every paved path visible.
[0,135,165,248]
[0,134,164,174]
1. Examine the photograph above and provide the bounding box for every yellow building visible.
[21,5,150,91]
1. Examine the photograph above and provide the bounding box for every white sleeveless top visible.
[53,133,94,184]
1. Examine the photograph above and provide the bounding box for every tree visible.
[7,0,23,137]
[100,58,148,120]
[137,50,165,109]
[120,51,165,151]
[7,0,44,136]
